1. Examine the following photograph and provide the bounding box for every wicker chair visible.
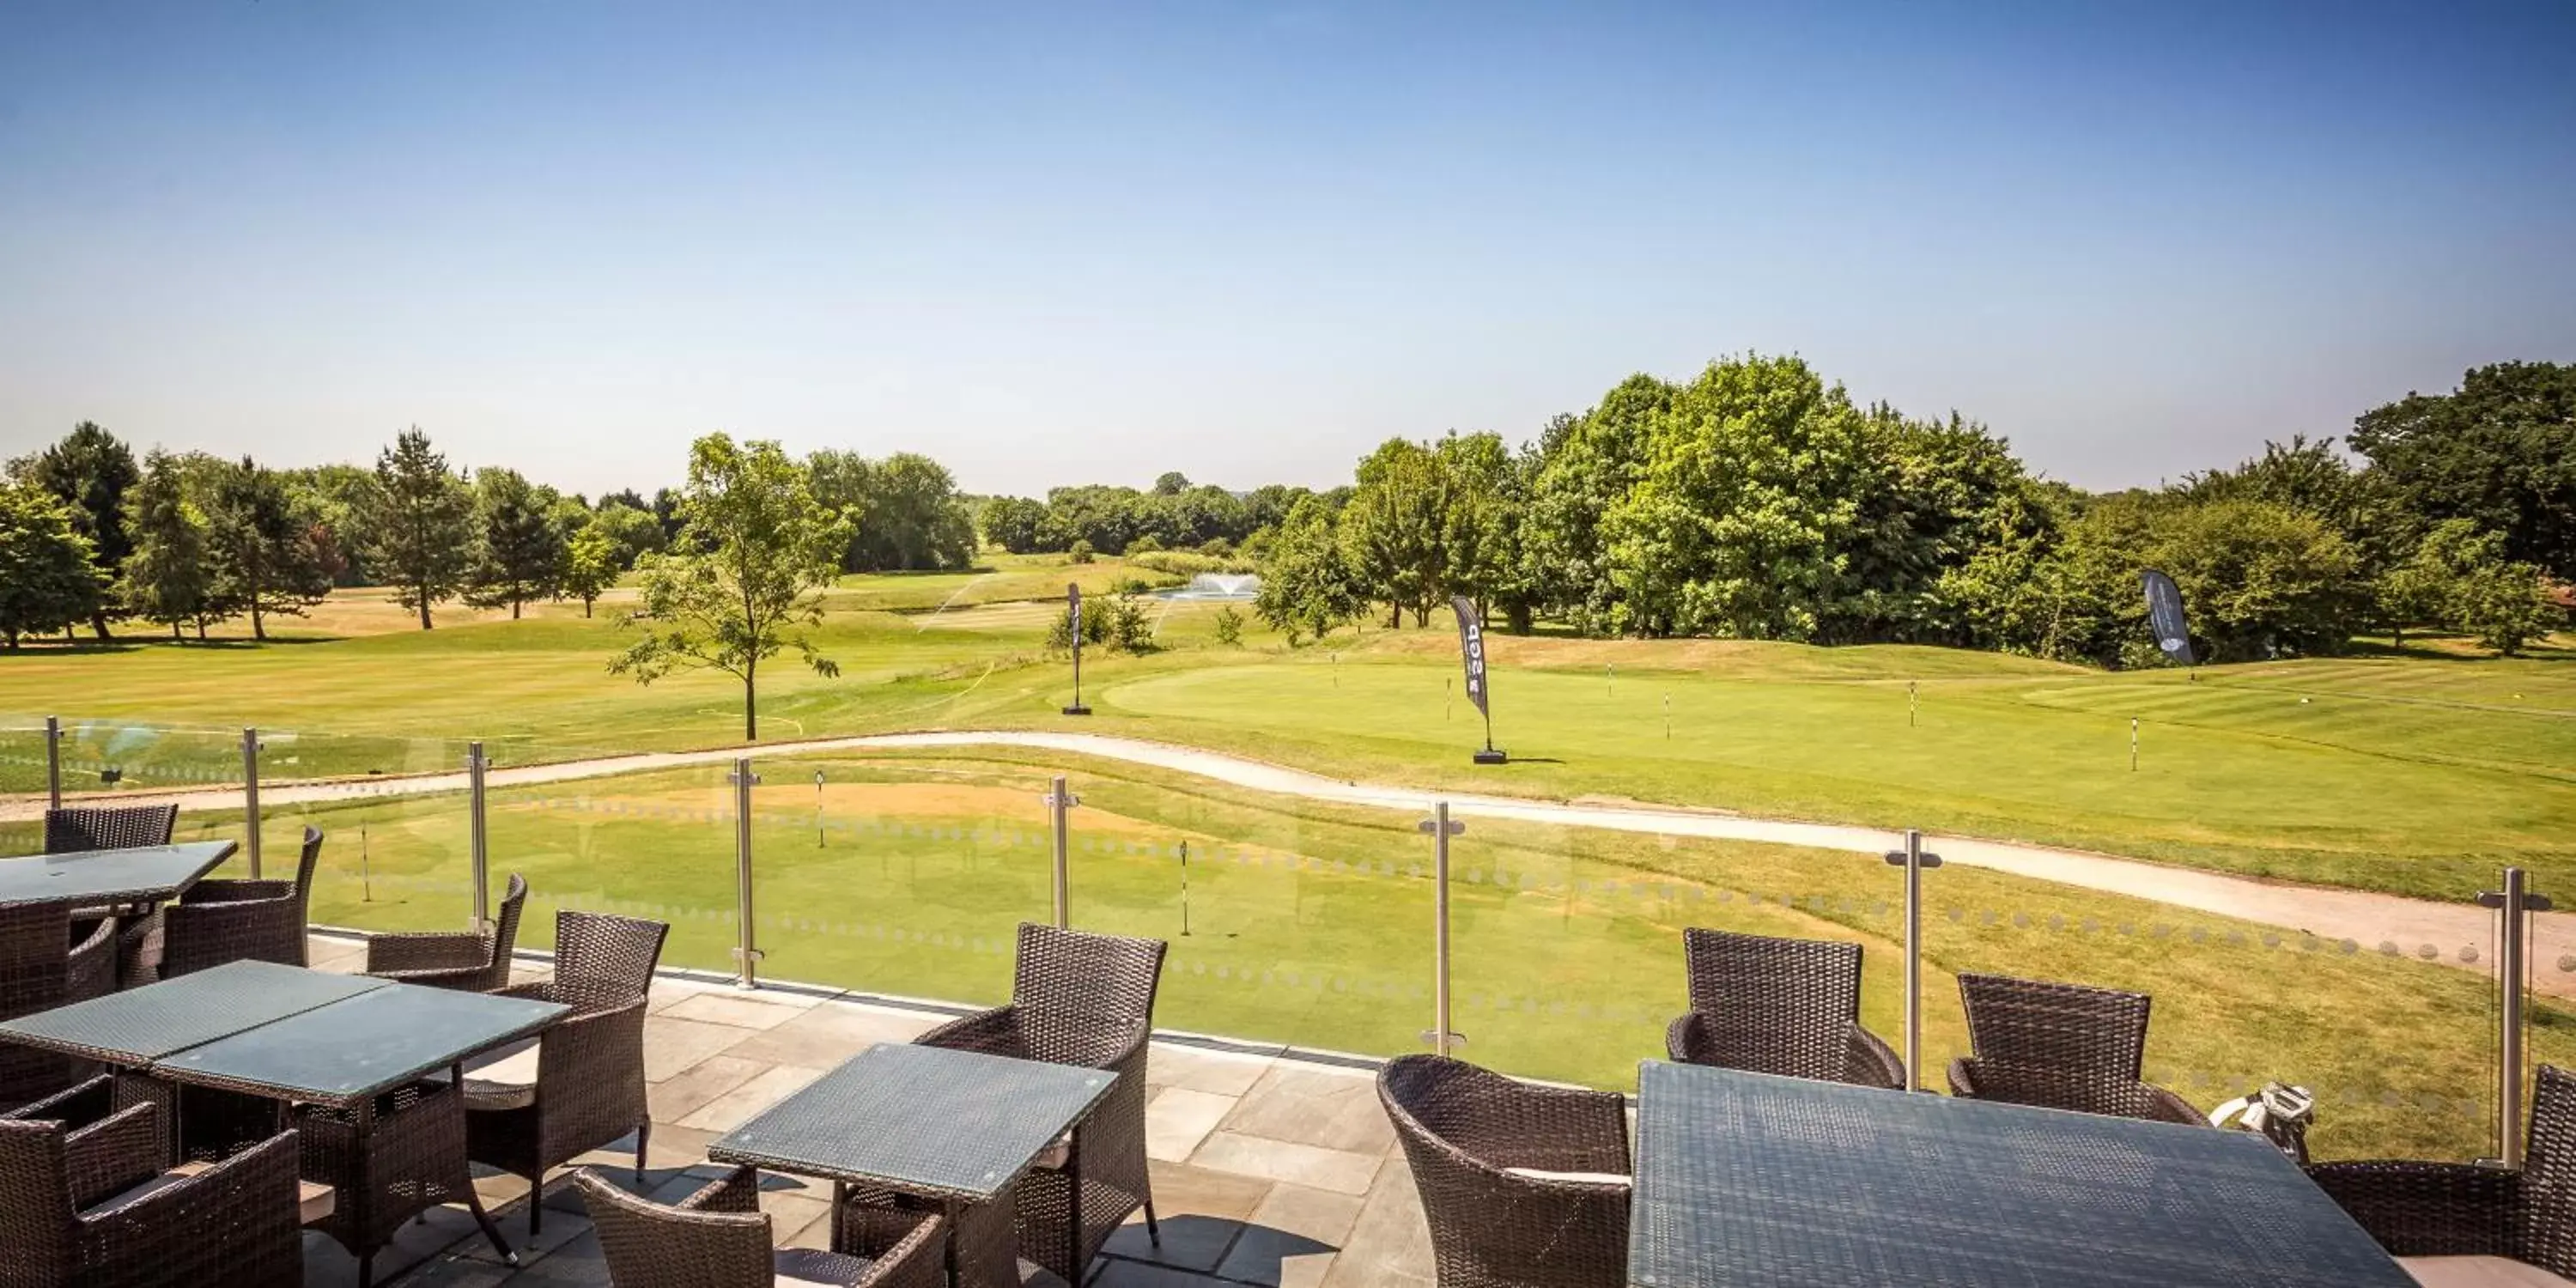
[163,826,325,977]
[462,911,670,1237]
[363,872,527,991]
[1663,928,1905,1090]
[2,903,84,1112]
[910,922,1166,1285]
[577,1165,945,1288]
[0,1076,307,1288]
[2309,1062,2576,1274]
[1946,972,2204,1125]
[1379,1054,1631,1288]
[66,914,118,1005]
[43,803,179,854]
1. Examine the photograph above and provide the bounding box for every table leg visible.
[942,1198,962,1288]
[1066,1124,1084,1278]
[453,1062,520,1267]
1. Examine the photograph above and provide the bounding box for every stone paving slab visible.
[294,933,1439,1287]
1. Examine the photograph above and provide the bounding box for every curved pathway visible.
[12,728,2567,996]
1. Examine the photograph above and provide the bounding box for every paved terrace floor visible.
[297,933,1437,1288]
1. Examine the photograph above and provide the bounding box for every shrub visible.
[1212,605,1243,646]
[1067,539,1095,564]
[1126,534,1163,555]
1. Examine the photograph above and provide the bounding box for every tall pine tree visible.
[465,467,567,618]
[368,428,474,629]
[117,450,210,641]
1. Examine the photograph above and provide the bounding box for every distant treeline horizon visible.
[3,355,2568,663]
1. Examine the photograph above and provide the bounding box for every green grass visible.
[3,588,2570,901]
[143,747,2556,1163]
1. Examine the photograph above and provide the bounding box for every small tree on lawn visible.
[610,434,852,740]
[368,427,474,629]
[465,467,567,619]
[205,456,331,641]
[561,523,618,617]
[118,450,210,641]
[0,483,100,650]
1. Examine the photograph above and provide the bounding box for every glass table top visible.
[156,981,568,1105]
[1628,1060,2410,1288]
[0,841,237,908]
[712,1042,1115,1202]
[0,958,386,1062]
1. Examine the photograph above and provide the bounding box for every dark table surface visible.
[0,840,237,909]
[0,958,386,1064]
[157,981,567,1107]
[1629,1060,2414,1288]
[710,1042,1115,1202]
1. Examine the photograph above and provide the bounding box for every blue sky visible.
[3,1,2571,497]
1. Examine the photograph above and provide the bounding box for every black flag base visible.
[1061,705,1091,716]
[1473,747,1509,765]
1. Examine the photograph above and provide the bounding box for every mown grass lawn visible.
[94,746,2553,1164]
[3,580,2568,904]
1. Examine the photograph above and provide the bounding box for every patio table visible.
[1630,1060,2415,1287]
[0,961,565,1288]
[0,839,235,909]
[0,957,384,1065]
[711,1041,1116,1288]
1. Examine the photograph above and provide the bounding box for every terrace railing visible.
[5,712,2560,1164]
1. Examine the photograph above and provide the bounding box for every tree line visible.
[0,426,981,647]
[1251,355,2573,663]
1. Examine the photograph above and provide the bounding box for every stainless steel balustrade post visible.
[1419,803,1467,1057]
[241,726,263,879]
[732,758,762,988]
[45,716,62,810]
[1045,775,1078,929]
[1882,829,1943,1091]
[2480,868,2552,1167]
[468,741,490,931]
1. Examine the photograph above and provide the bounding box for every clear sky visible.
[3,1,2571,499]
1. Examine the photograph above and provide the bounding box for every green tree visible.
[465,467,568,618]
[205,456,331,641]
[586,498,666,568]
[27,422,138,639]
[2349,361,2576,581]
[611,434,853,740]
[560,523,620,617]
[1602,355,1874,639]
[368,428,475,629]
[282,463,385,586]
[2386,519,2556,655]
[1254,494,1358,645]
[1524,375,1674,634]
[1152,471,1192,496]
[1340,438,1453,627]
[980,496,1048,553]
[0,483,100,649]
[117,451,210,641]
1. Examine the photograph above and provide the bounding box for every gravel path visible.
[12,727,2563,996]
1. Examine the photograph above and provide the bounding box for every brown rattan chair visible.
[362,872,527,991]
[43,803,182,991]
[577,1165,945,1288]
[43,803,179,854]
[1379,1054,1631,1288]
[1946,972,2204,1125]
[162,826,325,977]
[1663,927,1905,1090]
[0,1076,307,1288]
[2308,1062,2576,1276]
[65,914,118,1005]
[462,911,670,1237]
[2,903,87,1112]
[910,921,1166,1284]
